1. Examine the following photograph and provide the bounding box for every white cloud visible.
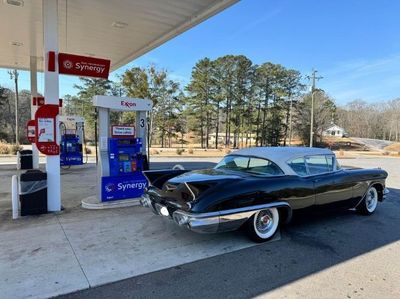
[320,54,400,104]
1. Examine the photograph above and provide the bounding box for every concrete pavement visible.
[0,157,399,298]
[1,158,244,298]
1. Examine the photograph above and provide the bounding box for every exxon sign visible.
[120,101,137,108]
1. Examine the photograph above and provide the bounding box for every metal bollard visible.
[11,175,19,219]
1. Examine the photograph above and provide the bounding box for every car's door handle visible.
[313,178,320,183]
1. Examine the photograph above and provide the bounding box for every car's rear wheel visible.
[246,208,279,242]
[357,185,378,215]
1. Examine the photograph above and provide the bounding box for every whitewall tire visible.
[357,185,379,215]
[246,208,280,242]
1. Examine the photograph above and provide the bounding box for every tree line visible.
[337,99,400,141]
[0,85,32,144]
[1,54,399,147]
[64,55,329,148]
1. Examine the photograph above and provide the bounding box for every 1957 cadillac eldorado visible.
[140,147,389,242]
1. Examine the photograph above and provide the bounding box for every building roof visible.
[231,146,334,175]
[324,124,345,131]
[0,0,238,71]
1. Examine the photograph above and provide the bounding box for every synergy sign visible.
[58,53,111,79]
[101,175,148,201]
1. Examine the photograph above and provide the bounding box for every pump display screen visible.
[118,139,133,145]
[119,154,130,161]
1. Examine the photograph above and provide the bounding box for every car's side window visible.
[218,156,249,169]
[248,158,284,175]
[326,155,335,171]
[288,157,308,176]
[305,155,330,175]
[216,155,284,176]
[335,157,341,170]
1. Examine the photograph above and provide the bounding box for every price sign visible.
[111,125,135,138]
[26,120,36,143]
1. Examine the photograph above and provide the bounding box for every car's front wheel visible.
[246,208,280,242]
[357,185,379,215]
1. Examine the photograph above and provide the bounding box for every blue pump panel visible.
[101,137,146,202]
[108,138,143,176]
[60,134,83,166]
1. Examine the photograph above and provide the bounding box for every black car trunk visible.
[147,169,243,211]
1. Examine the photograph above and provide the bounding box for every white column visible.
[43,0,61,211]
[97,107,109,202]
[136,111,147,155]
[30,56,39,169]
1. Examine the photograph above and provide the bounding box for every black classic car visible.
[140,147,389,242]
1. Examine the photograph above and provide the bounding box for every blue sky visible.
[1,0,399,105]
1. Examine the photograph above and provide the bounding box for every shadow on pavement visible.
[59,187,400,299]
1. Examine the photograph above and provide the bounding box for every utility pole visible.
[288,96,293,146]
[306,69,322,147]
[8,69,19,145]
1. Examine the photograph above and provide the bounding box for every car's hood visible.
[168,168,243,184]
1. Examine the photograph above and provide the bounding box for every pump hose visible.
[59,122,71,170]
[82,123,89,164]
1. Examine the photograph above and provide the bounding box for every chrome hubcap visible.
[256,210,274,233]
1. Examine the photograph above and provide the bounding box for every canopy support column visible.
[43,0,61,212]
[30,56,39,169]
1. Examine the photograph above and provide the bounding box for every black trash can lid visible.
[19,150,33,155]
[20,170,47,181]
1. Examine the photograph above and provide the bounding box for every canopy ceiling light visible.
[10,41,23,46]
[111,21,128,29]
[4,0,24,7]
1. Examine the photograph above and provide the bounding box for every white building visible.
[323,124,348,137]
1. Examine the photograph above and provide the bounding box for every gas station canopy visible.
[0,0,238,71]
[3,0,238,213]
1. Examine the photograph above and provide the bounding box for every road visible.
[57,157,400,299]
[351,137,394,151]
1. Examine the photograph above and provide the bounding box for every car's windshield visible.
[215,155,284,176]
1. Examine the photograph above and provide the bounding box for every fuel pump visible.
[90,95,152,204]
[59,115,86,167]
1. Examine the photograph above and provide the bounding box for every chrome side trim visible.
[219,202,290,217]
[142,172,152,187]
[141,192,291,234]
[172,201,291,233]
[184,182,196,201]
[353,182,371,209]
[172,201,290,219]
[353,182,387,208]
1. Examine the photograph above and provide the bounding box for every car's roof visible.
[230,147,334,175]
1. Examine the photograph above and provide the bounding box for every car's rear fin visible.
[185,181,218,200]
[143,169,189,189]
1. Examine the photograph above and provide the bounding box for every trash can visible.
[19,170,47,216]
[18,150,33,170]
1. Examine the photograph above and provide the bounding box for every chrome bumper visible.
[140,194,290,234]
